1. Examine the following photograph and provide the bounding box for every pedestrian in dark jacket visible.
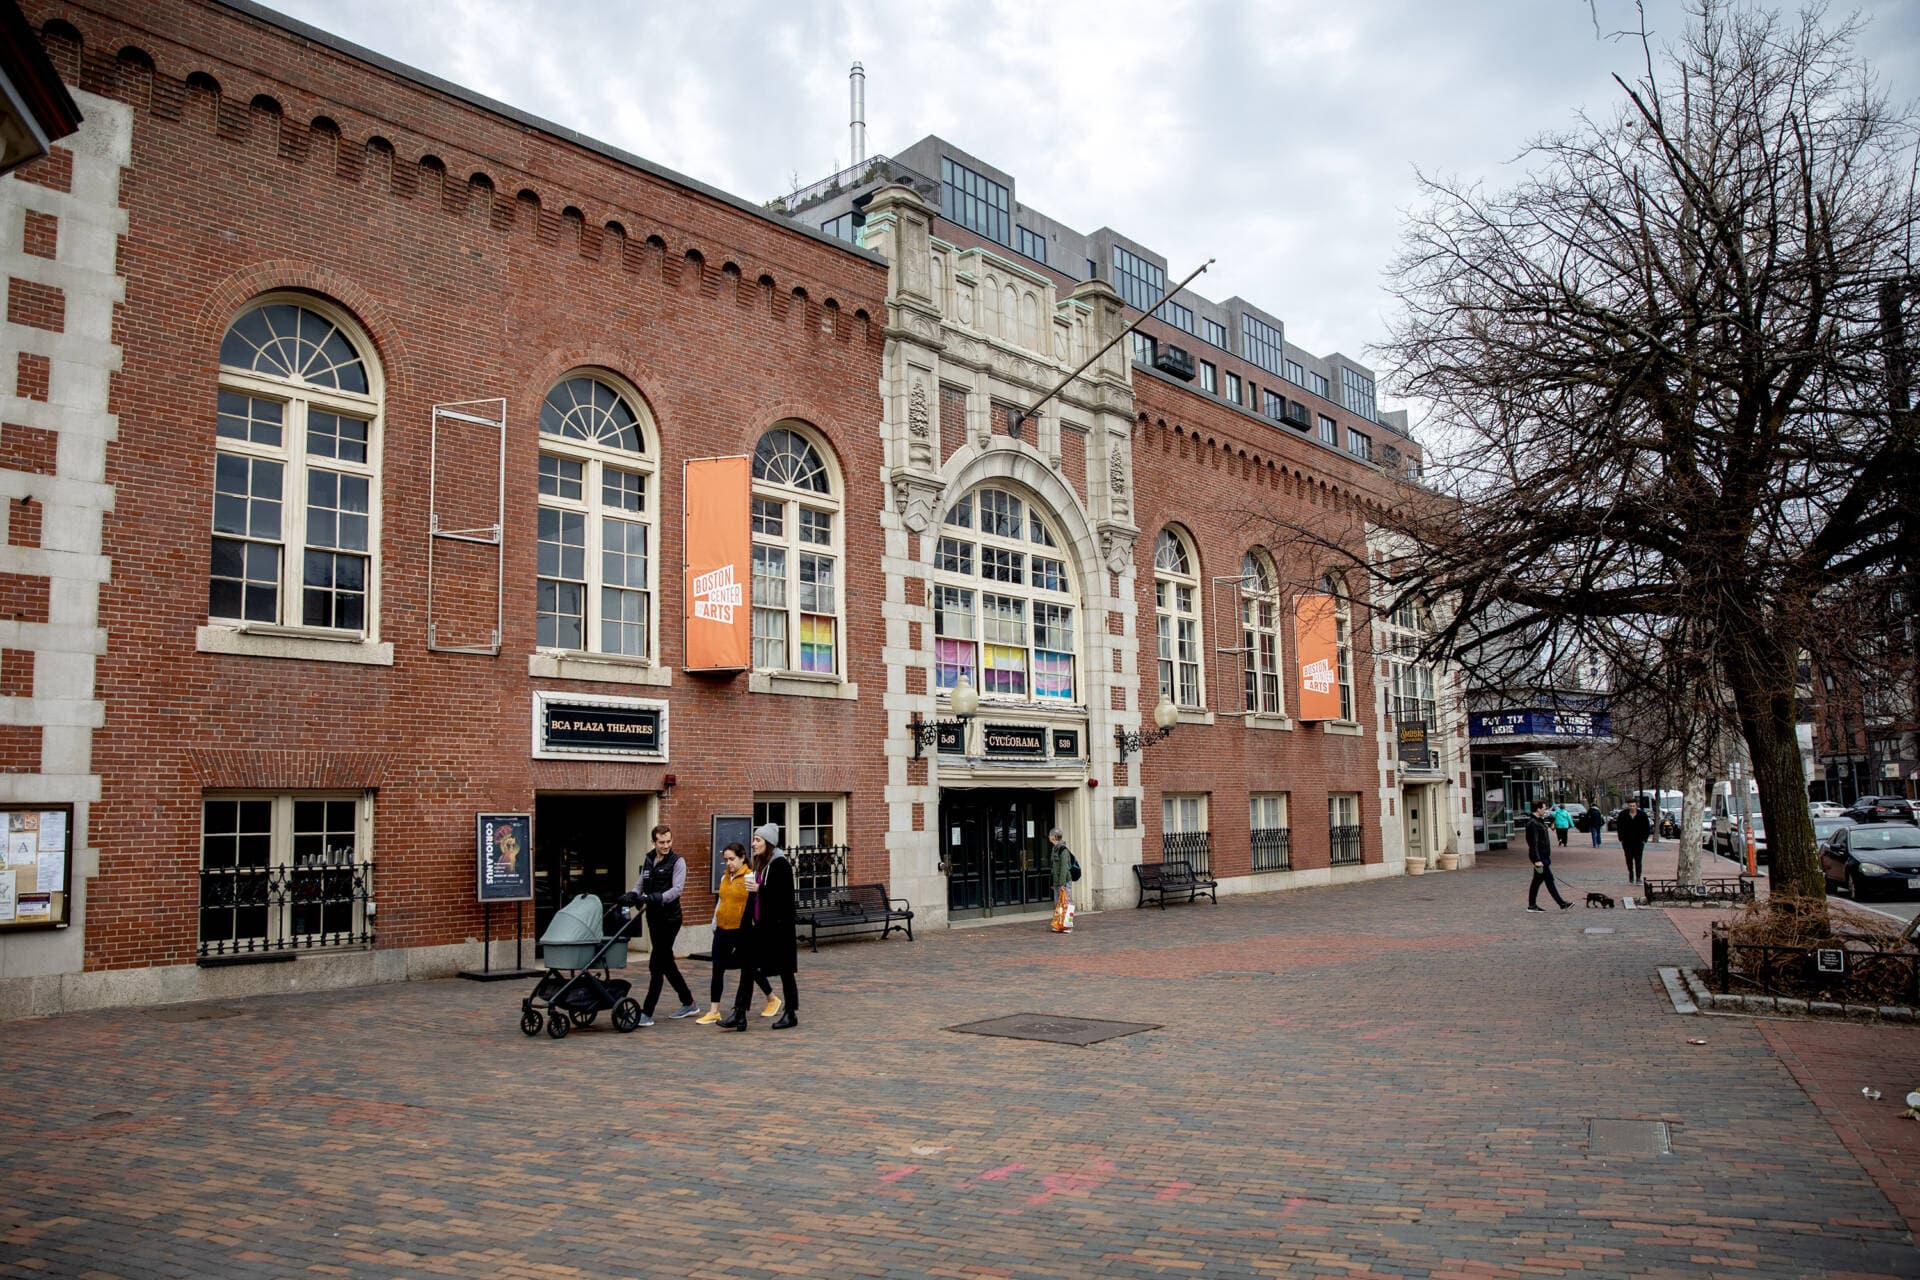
[1615,800,1655,884]
[1587,799,1604,847]
[1525,801,1571,911]
[721,823,799,1031]
[620,824,699,1026]
[1048,827,1075,934]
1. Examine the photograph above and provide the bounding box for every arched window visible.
[537,373,655,655]
[1322,573,1354,721]
[210,298,380,632]
[1155,528,1203,708]
[933,486,1076,702]
[1241,550,1281,715]
[751,425,841,674]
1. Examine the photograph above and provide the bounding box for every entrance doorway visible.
[1404,786,1426,862]
[940,789,1057,918]
[533,795,632,945]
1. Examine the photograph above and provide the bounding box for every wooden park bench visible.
[1133,859,1219,909]
[792,883,915,952]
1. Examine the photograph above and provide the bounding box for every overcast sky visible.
[258,0,1920,421]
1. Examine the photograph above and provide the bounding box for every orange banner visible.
[1295,593,1342,721]
[684,456,751,671]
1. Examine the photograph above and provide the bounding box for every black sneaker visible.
[1559,901,1573,910]
[1526,905,1545,912]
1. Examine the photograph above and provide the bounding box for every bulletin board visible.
[0,803,73,931]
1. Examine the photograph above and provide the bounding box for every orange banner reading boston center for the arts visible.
[684,456,751,671]
[1295,593,1342,721]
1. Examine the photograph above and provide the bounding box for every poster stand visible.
[458,900,539,982]
[461,811,540,981]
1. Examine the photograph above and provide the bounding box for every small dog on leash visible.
[1585,892,1615,909]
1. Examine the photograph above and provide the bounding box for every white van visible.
[1710,779,1762,862]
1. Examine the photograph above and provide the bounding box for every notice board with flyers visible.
[0,803,74,931]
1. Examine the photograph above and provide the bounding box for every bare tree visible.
[1369,1,1920,899]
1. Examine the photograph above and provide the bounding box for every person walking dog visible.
[1526,801,1572,911]
[621,824,700,1026]
[721,824,798,1031]
[1616,799,1655,885]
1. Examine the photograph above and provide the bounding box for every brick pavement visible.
[2,840,1916,1280]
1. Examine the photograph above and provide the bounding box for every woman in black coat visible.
[719,823,800,1030]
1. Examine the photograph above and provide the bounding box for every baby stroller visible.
[519,893,643,1039]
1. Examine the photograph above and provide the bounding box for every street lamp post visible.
[909,675,979,758]
[1115,697,1180,762]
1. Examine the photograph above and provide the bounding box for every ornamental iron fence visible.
[1162,830,1212,877]
[791,844,851,903]
[1330,825,1363,866]
[1251,827,1292,872]
[198,859,374,959]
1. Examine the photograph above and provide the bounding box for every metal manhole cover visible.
[947,1013,1159,1045]
[1588,1118,1672,1155]
[146,1004,243,1023]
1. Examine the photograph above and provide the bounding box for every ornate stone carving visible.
[906,380,933,469]
[908,382,930,437]
[892,473,943,534]
[1100,526,1137,576]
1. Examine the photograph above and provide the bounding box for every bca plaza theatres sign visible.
[533,692,668,761]
[1468,709,1612,741]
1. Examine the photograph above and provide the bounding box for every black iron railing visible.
[1329,825,1363,866]
[1162,830,1212,877]
[198,860,374,959]
[1251,827,1292,872]
[790,844,851,903]
[1710,922,1920,1006]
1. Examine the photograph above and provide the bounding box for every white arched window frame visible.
[210,296,382,635]
[1156,528,1204,708]
[933,486,1077,703]
[1322,573,1355,721]
[535,373,657,658]
[1241,550,1282,716]
[751,425,842,676]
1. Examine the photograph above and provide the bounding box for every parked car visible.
[1820,823,1920,900]
[1840,796,1917,824]
[1812,816,1857,845]
[1809,801,1847,818]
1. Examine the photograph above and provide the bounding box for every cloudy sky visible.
[259,0,1920,419]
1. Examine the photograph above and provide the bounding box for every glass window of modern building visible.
[941,156,1010,245]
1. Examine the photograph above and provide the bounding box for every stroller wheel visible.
[612,997,642,1032]
[546,1010,570,1039]
[569,1007,598,1029]
[519,1007,543,1037]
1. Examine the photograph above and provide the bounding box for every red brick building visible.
[0,0,1466,1016]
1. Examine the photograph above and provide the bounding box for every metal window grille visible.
[1162,829,1212,877]
[198,860,375,958]
[1329,825,1363,865]
[790,844,850,902]
[1251,827,1292,872]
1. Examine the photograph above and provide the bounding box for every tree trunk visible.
[1675,743,1713,888]
[1725,640,1824,899]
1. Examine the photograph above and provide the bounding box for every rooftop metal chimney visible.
[849,62,866,167]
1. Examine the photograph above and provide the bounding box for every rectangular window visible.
[1251,793,1291,871]
[1241,314,1285,377]
[752,794,847,894]
[1032,603,1074,701]
[1310,370,1330,398]
[1158,300,1195,334]
[937,536,974,575]
[941,156,1010,245]
[981,593,1027,696]
[820,212,857,244]
[1199,361,1217,394]
[1130,331,1156,365]
[210,451,284,624]
[1328,793,1362,865]
[1318,414,1338,446]
[1015,225,1047,263]
[1225,372,1242,405]
[797,553,836,673]
[1347,430,1373,462]
[934,585,977,691]
[1086,257,1098,281]
[751,544,787,669]
[199,794,373,958]
[1112,245,1167,313]
[536,504,586,649]
[1200,317,1227,348]
[1251,793,1288,831]
[981,545,1024,584]
[1162,793,1207,834]
[599,517,649,656]
[1342,367,1377,422]
[1286,400,1309,427]
[1285,359,1305,386]
[1263,389,1286,421]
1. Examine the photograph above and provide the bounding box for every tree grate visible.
[1588,1118,1673,1155]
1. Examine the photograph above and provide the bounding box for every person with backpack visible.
[1551,802,1573,847]
[1526,801,1572,911]
[1048,826,1077,933]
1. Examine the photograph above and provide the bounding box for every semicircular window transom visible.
[220,303,369,394]
[540,376,644,452]
[753,427,829,492]
[1155,529,1191,575]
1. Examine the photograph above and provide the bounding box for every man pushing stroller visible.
[617,824,701,1025]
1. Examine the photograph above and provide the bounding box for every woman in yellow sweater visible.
[695,842,772,1024]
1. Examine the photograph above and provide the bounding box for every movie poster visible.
[476,813,533,902]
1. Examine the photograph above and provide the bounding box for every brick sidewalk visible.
[2,844,1915,1279]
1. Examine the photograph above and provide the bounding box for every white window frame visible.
[1163,793,1208,834]
[933,485,1079,706]
[1250,792,1289,831]
[751,424,844,678]
[1225,371,1242,405]
[536,372,658,661]
[198,791,374,955]
[1155,527,1204,709]
[1387,600,1438,730]
[1324,573,1355,722]
[752,793,844,851]
[1241,551,1283,716]
[209,296,383,640]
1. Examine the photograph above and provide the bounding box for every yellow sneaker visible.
[760,994,783,1018]
[695,1006,723,1025]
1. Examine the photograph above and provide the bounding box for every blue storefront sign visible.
[1469,709,1612,740]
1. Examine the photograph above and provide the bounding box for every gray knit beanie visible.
[753,823,782,851]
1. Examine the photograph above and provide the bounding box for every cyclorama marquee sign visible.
[533,691,669,761]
